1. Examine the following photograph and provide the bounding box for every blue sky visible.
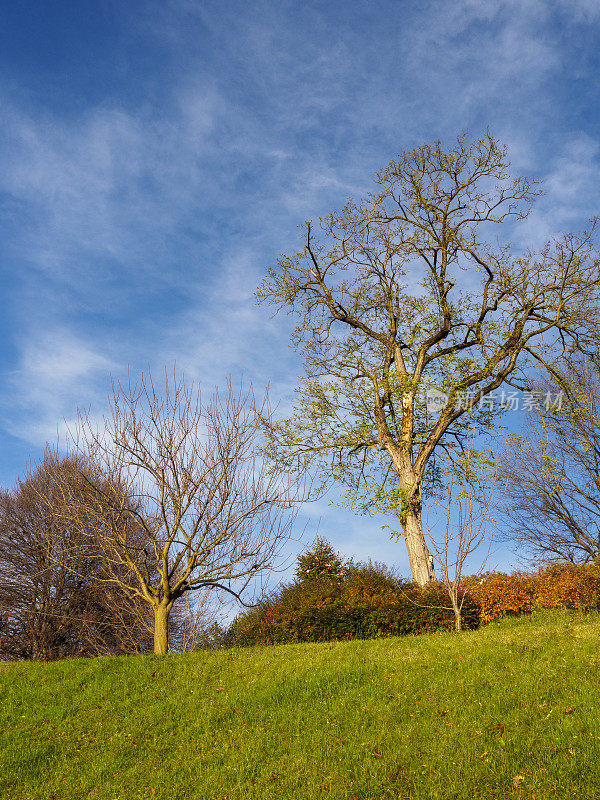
[1,0,600,575]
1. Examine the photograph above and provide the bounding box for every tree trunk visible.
[153,603,170,655]
[453,608,462,632]
[388,453,435,587]
[450,595,462,632]
[402,506,435,587]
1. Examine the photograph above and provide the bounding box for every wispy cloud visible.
[2,328,115,445]
[517,134,600,247]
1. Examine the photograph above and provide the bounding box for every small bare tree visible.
[424,448,497,631]
[70,372,304,655]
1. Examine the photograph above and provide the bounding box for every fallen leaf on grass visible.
[371,753,382,758]
[512,775,524,788]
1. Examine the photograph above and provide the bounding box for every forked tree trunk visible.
[402,506,436,586]
[153,603,170,655]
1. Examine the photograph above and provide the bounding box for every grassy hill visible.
[1,609,599,800]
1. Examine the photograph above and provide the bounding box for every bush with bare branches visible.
[0,452,153,660]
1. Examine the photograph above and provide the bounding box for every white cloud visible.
[3,328,115,445]
[516,133,600,247]
[0,95,221,295]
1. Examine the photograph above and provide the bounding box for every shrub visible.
[225,602,293,648]
[340,562,398,606]
[466,572,537,623]
[533,562,600,609]
[468,563,600,622]
[227,561,480,646]
[295,538,349,582]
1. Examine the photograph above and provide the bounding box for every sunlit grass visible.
[1,609,599,799]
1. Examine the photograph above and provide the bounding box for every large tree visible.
[69,373,303,655]
[258,132,600,585]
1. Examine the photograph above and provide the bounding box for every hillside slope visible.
[1,610,599,800]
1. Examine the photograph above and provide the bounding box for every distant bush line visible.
[221,561,600,648]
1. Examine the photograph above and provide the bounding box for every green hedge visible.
[226,564,480,647]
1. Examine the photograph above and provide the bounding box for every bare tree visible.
[424,448,497,631]
[0,452,152,661]
[258,131,600,585]
[501,356,600,565]
[69,372,304,655]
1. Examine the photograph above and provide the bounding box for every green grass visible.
[1,609,599,800]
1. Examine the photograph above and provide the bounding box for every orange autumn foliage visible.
[467,563,600,623]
